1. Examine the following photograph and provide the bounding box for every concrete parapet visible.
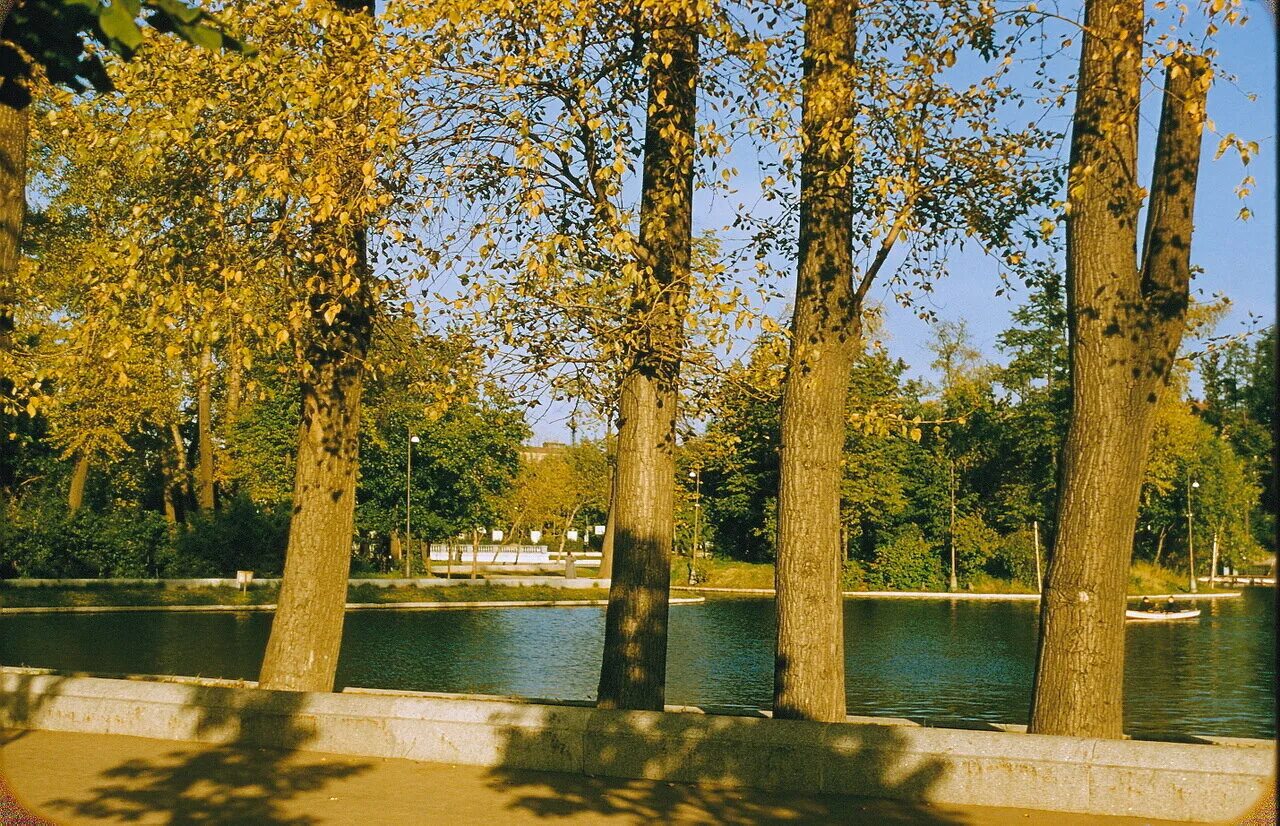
[0,667,1268,822]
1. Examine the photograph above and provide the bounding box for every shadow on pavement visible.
[486,705,966,824]
[17,683,371,826]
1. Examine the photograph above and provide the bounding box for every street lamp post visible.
[1187,477,1199,594]
[688,469,701,559]
[406,434,420,578]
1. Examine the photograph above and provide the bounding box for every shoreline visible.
[0,596,705,615]
[672,585,1245,600]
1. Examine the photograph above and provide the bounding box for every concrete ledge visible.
[0,597,701,615]
[0,576,608,589]
[673,586,1244,600]
[0,668,1268,821]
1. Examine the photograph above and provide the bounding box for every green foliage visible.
[864,525,945,592]
[3,506,170,577]
[840,559,866,591]
[173,496,288,576]
[952,512,1001,582]
[1,0,251,109]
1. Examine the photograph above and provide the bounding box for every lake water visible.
[2,590,1272,738]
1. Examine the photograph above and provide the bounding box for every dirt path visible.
[0,729,1217,825]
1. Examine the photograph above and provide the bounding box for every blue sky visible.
[524,3,1276,443]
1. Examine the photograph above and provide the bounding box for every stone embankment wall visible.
[0,667,1269,822]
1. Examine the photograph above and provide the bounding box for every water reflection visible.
[0,590,1271,738]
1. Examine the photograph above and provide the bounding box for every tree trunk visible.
[258,343,367,691]
[196,344,216,511]
[1153,526,1167,565]
[772,0,860,723]
[0,91,24,476]
[226,326,243,426]
[470,528,479,580]
[600,463,616,579]
[597,6,697,712]
[67,453,89,512]
[169,421,192,511]
[258,0,376,694]
[1028,20,1210,739]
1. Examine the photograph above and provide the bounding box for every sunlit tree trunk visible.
[67,453,89,512]
[168,420,192,512]
[196,344,216,511]
[597,5,698,712]
[772,0,860,723]
[258,0,375,694]
[0,85,25,484]
[1029,8,1210,736]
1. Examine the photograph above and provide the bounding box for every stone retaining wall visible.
[0,668,1268,822]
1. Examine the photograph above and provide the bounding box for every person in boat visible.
[1139,597,1153,611]
[1163,597,1178,613]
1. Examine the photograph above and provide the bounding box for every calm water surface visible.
[2,591,1272,738]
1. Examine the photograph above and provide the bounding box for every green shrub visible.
[865,524,945,591]
[953,512,1001,583]
[840,558,866,591]
[4,507,172,578]
[174,496,289,576]
[987,527,1040,586]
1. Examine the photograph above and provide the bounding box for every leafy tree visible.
[772,0,1056,722]
[1029,3,1213,737]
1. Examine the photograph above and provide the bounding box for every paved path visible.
[0,729,1224,825]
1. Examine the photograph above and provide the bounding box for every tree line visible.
[0,0,1267,738]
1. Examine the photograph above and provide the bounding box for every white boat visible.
[1125,608,1201,621]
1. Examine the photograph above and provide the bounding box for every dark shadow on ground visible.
[486,704,966,824]
[10,680,371,825]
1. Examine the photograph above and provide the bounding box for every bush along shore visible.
[0,582,611,610]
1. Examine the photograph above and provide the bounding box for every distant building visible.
[519,441,568,464]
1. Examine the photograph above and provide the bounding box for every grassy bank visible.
[0,582,608,609]
[672,557,1220,596]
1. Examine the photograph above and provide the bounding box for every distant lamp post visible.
[688,468,702,559]
[405,434,420,578]
[1187,478,1200,594]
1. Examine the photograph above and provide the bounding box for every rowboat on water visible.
[1125,607,1202,621]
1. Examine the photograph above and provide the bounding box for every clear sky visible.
[523,3,1277,444]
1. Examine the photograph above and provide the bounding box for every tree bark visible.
[0,92,25,412]
[258,0,376,694]
[1153,526,1167,565]
[168,420,192,512]
[772,0,860,723]
[1029,23,1210,739]
[196,344,216,511]
[597,6,698,712]
[600,452,616,579]
[258,338,367,691]
[67,453,89,512]
[226,326,243,426]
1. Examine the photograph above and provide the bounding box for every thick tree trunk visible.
[258,344,367,691]
[1029,23,1210,739]
[258,0,375,694]
[772,0,860,723]
[0,96,23,494]
[597,7,697,712]
[196,345,216,511]
[67,453,89,512]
